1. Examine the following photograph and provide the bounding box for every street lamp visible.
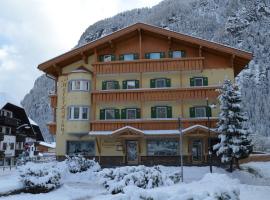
[206,98,216,173]
[178,117,184,182]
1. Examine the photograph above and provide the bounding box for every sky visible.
[0,0,162,105]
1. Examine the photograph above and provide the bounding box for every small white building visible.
[0,135,16,166]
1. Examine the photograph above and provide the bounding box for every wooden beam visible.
[168,36,172,50]
[138,29,142,59]
[109,40,115,52]
[199,45,202,57]
[94,48,98,62]
[231,54,235,68]
[53,63,62,76]
[80,52,88,64]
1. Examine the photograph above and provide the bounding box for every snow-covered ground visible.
[0,162,270,200]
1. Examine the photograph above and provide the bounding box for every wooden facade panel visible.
[90,119,217,131]
[49,94,57,108]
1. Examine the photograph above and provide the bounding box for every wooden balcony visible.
[92,86,219,103]
[90,118,217,131]
[49,94,57,108]
[93,57,204,74]
[47,122,56,135]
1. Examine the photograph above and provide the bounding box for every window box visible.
[122,80,139,89]
[168,50,186,58]
[102,81,120,90]
[190,77,208,86]
[68,106,89,120]
[119,53,139,61]
[145,52,165,59]
[151,106,172,118]
[68,80,90,91]
[99,54,116,62]
[150,78,171,88]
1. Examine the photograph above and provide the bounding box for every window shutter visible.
[119,55,124,60]
[190,107,195,118]
[99,55,104,62]
[151,107,156,118]
[102,81,107,90]
[203,77,208,86]
[181,51,186,57]
[121,109,126,119]
[114,81,120,89]
[167,106,172,118]
[136,108,141,119]
[190,78,195,87]
[150,79,156,88]
[122,80,127,89]
[206,106,212,117]
[134,53,139,60]
[115,109,120,119]
[145,53,150,59]
[111,55,116,61]
[166,78,171,87]
[160,52,165,58]
[168,51,173,58]
[135,80,139,88]
[100,109,105,120]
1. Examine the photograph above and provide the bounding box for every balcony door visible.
[126,140,139,165]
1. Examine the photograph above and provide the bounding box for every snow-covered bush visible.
[98,165,180,194]
[19,162,61,193]
[65,155,100,173]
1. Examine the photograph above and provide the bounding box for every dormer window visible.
[99,54,116,62]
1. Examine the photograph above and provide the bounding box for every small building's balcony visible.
[92,86,219,103]
[93,57,204,74]
[47,122,56,135]
[0,116,19,127]
[49,93,57,108]
[90,118,217,131]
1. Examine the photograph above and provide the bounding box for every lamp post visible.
[206,98,216,174]
[178,117,184,182]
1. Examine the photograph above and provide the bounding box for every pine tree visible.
[214,80,252,172]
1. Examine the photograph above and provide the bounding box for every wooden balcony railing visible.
[47,122,56,135]
[49,94,57,108]
[92,86,219,103]
[93,57,204,74]
[90,118,217,131]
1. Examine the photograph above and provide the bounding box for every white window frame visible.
[105,109,115,120]
[103,55,112,62]
[195,107,206,118]
[156,106,167,118]
[123,54,135,61]
[127,80,136,89]
[68,106,89,120]
[126,108,137,119]
[194,77,204,87]
[155,78,166,88]
[70,80,89,91]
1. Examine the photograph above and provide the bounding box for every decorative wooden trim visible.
[92,86,219,102]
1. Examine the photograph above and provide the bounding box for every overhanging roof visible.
[38,22,253,75]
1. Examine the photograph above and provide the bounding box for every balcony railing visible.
[49,94,57,108]
[92,86,219,103]
[0,116,18,127]
[93,57,204,74]
[90,118,217,131]
[47,122,56,135]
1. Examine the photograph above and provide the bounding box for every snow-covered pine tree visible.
[214,79,252,172]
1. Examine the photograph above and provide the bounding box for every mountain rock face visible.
[21,75,54,142]
[22,0,270,150]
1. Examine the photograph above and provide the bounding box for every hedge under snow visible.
[19,162,61,193]
[65,155,101,173]
[98,165,181,194]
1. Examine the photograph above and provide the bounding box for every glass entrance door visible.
[126,140,138,165]
[192,140,203,162]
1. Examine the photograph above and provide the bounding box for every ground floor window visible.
[147,139,179,156]
[67,141,95,156]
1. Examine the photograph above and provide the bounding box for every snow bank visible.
[65,155,100,173]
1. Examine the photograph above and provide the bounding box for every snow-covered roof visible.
[28,117,38,126]
[89,124,217,136]
[38,142,56,148]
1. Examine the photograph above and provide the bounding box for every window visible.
[105,109,115,120]
[102,81,119,90]
[150,78,171,88]
[195,107,206,118]
[99,54,115,62]
[147,139,178,156]
[156,107,167,118]
[169,50,186,58]
[67,141,95,156]
[10,143,14,150]
[0,110,12,118]
[194,77,203,86]
[127,80,136,89]
[119,53,138,61]
[126,109,136,119]
[145,52,165,59]
[3,143,7,151]
[123,80,139,89]
[5,127,11,134]
[155,78,166,88]
[68,106,89,120]
[69,80,89,91]
[190,77,208,87]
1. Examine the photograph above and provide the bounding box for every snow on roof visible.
[28,117,38,126]
[111,126,144,135]
[38,142,56,148]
